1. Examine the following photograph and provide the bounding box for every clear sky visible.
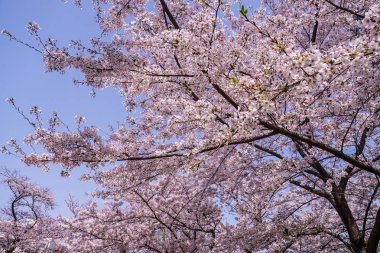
[0,0,126,217]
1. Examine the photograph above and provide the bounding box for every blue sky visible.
[0,0,126,216]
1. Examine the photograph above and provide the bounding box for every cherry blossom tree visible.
[2,0,380,252]
[0,168,58,253]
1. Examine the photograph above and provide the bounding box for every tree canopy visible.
[1,0,380,252]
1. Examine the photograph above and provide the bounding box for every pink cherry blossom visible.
[2,0,380,252]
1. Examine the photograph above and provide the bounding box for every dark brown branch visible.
[159,0,180,29]
[366,207,380,253]
[162,7,169,29]
[295,142,330,181]
[324,0,365,19]
[211,83,239,109]
[11,197,20,222]
[39,132,277,164]
[362,182,380,240]
[209,0,221,46]
[339,166,355,190]
[304,169,327,181]
[330,185,363,252]
[260,120,380,176]
[302,26,311,41]
[253,144,283,159]
[341,109,360,152]
[311,20,319,43]
[145,73,195,77]
[323,230,353,252]
[356,127,369,157]
[133,190,178,239]
[373,155,380,162]
[289,179,331,199]
[144,244,164,253]
[202,131,277,152]
[159,7,228,127]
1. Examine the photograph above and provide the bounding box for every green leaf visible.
[229,76,238,85]
[239,5,248,16]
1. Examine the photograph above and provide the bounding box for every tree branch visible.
[159,0,180,29]
[252,144,283,159]
[289,179,331,199]
[211,83,239,109]
[311,20,319,43]
[366,206,380,253]
[362,182,380,240]
[260,120,380,176]
[324,0,364,19]
[356,127,369,157]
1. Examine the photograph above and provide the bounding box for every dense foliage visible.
[0,169,57,253]
[2,0,380,252]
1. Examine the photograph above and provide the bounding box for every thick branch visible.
[311,20,319,43]
[39,132,277,164]
[211,83,239,109]
[253,144,283,159]
[362,182,380,240]
[159,0,180,29]
[356,127,369,157]
[260,121,380,176]
[331,185,363,252]
[367,207,380,253]
[295,142,330,181]
[324,0,365,19]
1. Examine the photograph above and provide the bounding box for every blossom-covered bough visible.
[0,169,58,253]
[2,0,380,252]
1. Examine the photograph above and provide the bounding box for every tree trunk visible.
[331,185,365,253]
[366,207,380,253]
